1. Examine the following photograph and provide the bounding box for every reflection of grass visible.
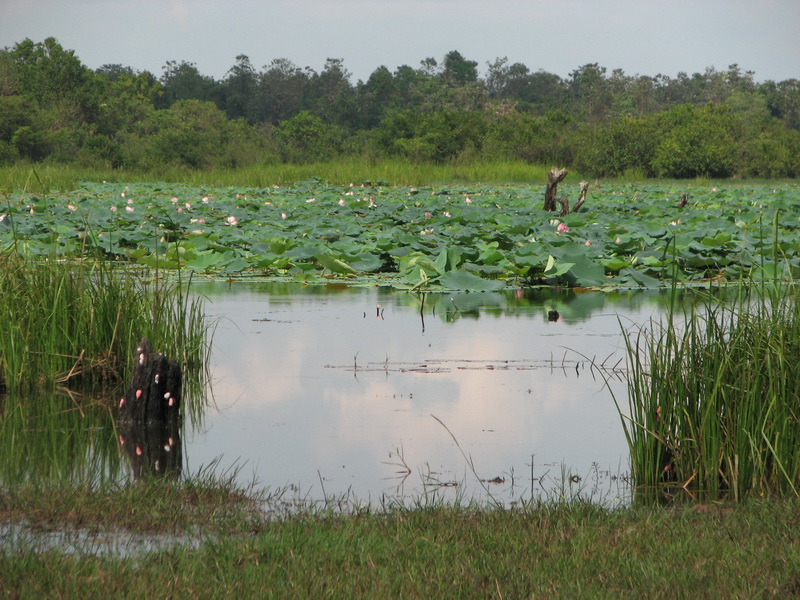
[0,391,121,486]
[618,280,800,502]
[0,254,208,395]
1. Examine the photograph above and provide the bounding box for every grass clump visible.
[0,254,208,394]
[619,280,800,502]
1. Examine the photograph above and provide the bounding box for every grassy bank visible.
[2,481,800,598]
[0,160,571,193]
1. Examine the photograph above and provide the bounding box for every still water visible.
[182,283,673,507]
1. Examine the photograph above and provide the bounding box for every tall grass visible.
[0,161,565,192]
[618,280,800,502]
[0,254,209,395]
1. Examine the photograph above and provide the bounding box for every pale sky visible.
[1,0,798,84]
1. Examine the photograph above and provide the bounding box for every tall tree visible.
[223,54,258,122]
[158,60,222,108]
[441,50,478,86]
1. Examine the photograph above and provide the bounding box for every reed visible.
[618,279,800,502]
[0,254,209,396]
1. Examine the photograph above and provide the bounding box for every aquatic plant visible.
[0,254,208,395]
[618,277,800,502]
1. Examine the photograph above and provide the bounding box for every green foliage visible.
[275,111,345,163]
[124,99,263,169]
[651,104,739,178]
[376,110,487,163]
[0,38,798,176]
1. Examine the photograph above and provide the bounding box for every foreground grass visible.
[2,482,800,598]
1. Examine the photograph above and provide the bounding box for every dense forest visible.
[1,37,799,178]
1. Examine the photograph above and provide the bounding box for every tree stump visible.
[543,166,568,211]
[118,338,182,426]
[569,181,590,215]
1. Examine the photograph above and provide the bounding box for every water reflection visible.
[187,283,675,506]
[0,283,681,506]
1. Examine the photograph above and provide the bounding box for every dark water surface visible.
[184,283,672,506]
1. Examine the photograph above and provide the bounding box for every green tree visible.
[223,54,258,122]
[252,58,310,125]
[275,110,344,162]
[651,104,739,178]
[306,58,357,127]
[441,51,478,86]
[125,99,258,169]
[761,79,800,131]
[158,60,222,108]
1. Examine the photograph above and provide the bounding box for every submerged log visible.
[118,338,182,426]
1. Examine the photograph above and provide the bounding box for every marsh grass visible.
[0,254,209,396]
[618,279,800,502]
[0,160,563,192]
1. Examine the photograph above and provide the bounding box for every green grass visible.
[0,160,570,193]
[3,481,800,598]
[617,276,800,503]
[0,254,209,395]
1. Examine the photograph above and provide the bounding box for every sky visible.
[1,0,798,84]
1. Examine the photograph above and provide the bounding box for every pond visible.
[0,283,682,510]
[179,282,674,507]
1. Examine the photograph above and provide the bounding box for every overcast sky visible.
[1,0,798,84]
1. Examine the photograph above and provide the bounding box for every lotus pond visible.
[2,180,799,288]
[1,179,799,507]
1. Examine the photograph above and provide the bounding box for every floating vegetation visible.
[2,180,799,289]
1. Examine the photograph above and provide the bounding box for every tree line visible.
[1,37,799,178]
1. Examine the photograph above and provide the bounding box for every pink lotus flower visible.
[171,197,178,203]
[68,204,76,211]
[557,222,570,233]
[615,236,621,243]
[425,212,432,219]
[126,206,134,213]
[585,240,591,246]
[226,215,238,226]
[281,212,287,219]
[338,199,346,206]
